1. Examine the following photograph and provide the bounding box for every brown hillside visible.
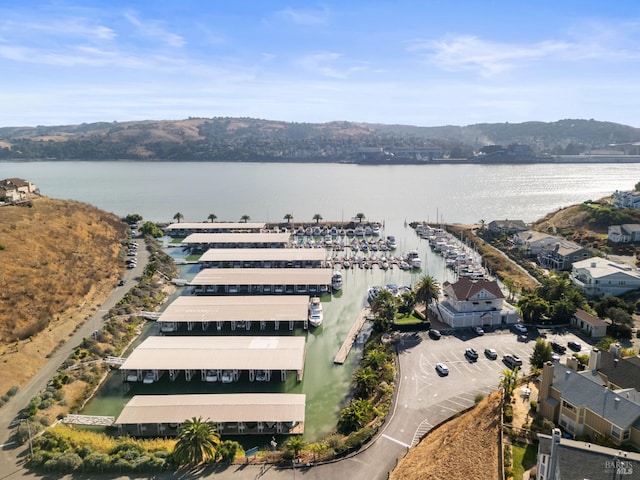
[389,392,501,480]
[0,197,127,392]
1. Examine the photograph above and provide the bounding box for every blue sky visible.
[1,0,640,127]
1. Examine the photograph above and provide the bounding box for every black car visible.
[428,329,442,340]
[117,279,126,286]
[550,341,566,354]
[568,341,582,352]
[503,354,523,369]
[464,348,479,361]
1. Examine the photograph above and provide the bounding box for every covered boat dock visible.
[165,222,267,237]
[120,335,306,383]
[199,247,327,269]
[182,232,291,251]
[157,295,310,332]
[114,393,305,436]
[190,268,332,295]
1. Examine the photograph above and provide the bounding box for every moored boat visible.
[308,296,324,327]
[332,271,343,291]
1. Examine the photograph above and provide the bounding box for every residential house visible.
[613,190,640,210]
[0,178,37,203]
[487,219,528,235]
[537,360,640,449]
[536,428,640,480]
[537,239,590,271]
[511,231,561,256]
[571,257,640,297]
[431,277,519,329]
[570,309,607,338]
[608,224,640,243]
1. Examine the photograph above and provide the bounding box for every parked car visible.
[550,341,566,354]
[435,363,449,376]
[503,354,523,369]
[474,326,485,335]
[484,348,498,360]
[568,341,582,352]
[428,329,442,340]
[513,323,528,334]
[117,279,126,286]
[465,348,479,361]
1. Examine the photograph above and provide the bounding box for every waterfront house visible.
[537,239,589,271]
[570,309,607,338]
[511,231,561,256]
[571,257,640,297]
[0,177,37,203]
[613,190,640,210]
[433,277,519,329]
[608,224,640,243]
[487,219,528,235]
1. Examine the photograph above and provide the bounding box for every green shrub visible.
[43,452,83,472]
[474,393,485,404]
[504,404,514,423]
[7,385,19,396]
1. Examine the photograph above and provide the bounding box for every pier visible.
[334,308,371,364]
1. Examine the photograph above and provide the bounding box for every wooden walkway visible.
[334,308,371,364]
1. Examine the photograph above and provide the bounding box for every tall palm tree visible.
[284,213,293,224]
[172,417,220,467]
[313,213,323,224]
[240,214,250,223]
[499,367,520,400]
[173,212,184,223]
[355,212,366,223]
[207,213,217,223]
[415,275,440,307]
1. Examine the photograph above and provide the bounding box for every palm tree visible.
[354,365,378,397]
[284,213,293,224]
[240,214,250,223]
[173,212,184,223]
[355,212,366,223]
[337,398,375,434]
[415,275,440,307]
[499,367,520,400]
[313,213,323,224]
[479,219,486,231]
[284,436,306,459]
[172,417,220,467]
[207,213,217,223]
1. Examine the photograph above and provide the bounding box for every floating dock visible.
[334,308,371,364]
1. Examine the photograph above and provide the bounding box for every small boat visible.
[407,249,422,269]
[372,223,381,235]
[332,271,343,291]
[387,235,397,249]
[308,296,324,327]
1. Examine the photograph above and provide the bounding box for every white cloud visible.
[123,10,186,48]
[297,52,367,79]
[277,6,330,26]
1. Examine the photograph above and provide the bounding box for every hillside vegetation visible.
[0,197,127,392]
[1,117,639,161]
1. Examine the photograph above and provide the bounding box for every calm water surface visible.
[2,161,638,443]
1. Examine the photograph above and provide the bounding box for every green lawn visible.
[393,311,427,326]
[511,442,537,480]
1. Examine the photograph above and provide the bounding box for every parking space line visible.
[381,434,411,449]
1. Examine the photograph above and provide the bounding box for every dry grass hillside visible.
[0,197,127,392]
[389,392,501,480]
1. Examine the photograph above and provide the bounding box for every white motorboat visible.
[407,249,422,269]
[332,271,343,291]
[308,296,324,327]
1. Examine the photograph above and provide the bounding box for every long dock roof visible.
[158,295,309,323]
[182,232,290,245]
[119,336,306,371]
[199,247,326,262]
[114,393,305,425]
[190,268,332,286]
[165,222,266,232]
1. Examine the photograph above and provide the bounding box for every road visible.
[0,238,149,477]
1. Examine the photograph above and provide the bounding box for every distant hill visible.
[1,117,639,162]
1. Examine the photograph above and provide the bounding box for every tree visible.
[240,214,250,223]
[530,338,553,370]
[123,213,143,225]
[284,213,293,224]
[370,288,396,332]
[172,417,220,467]
[355,213,366,223]
[517,292,549,324]
[479,219,485,230]
[502,278,516,302]
[207,213,217,223]
[550,299,576,324]
[313,213,323,224]
[140,221,163,238]
[499,366,520,400]
[337,398,376,434]
[173,212,184,223]
[354,366,378,398]
[284,436,306,459]
[415,275,440,307]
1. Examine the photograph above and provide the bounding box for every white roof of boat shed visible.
[190,268,332,286]
[115,393,305,425]
[182,232,290,245]
[158,295,309,323]
[199,247,326,262]
[120,336,306,371]
[165,222,266,232]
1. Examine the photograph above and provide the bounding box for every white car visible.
[435,363,449,376]
[474,326,485,335]
[514,323,528,334]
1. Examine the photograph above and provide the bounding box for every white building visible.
[432,277,519,329]
[571,257,640,297]
[608,224,640,243]
[613,190,640,210]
